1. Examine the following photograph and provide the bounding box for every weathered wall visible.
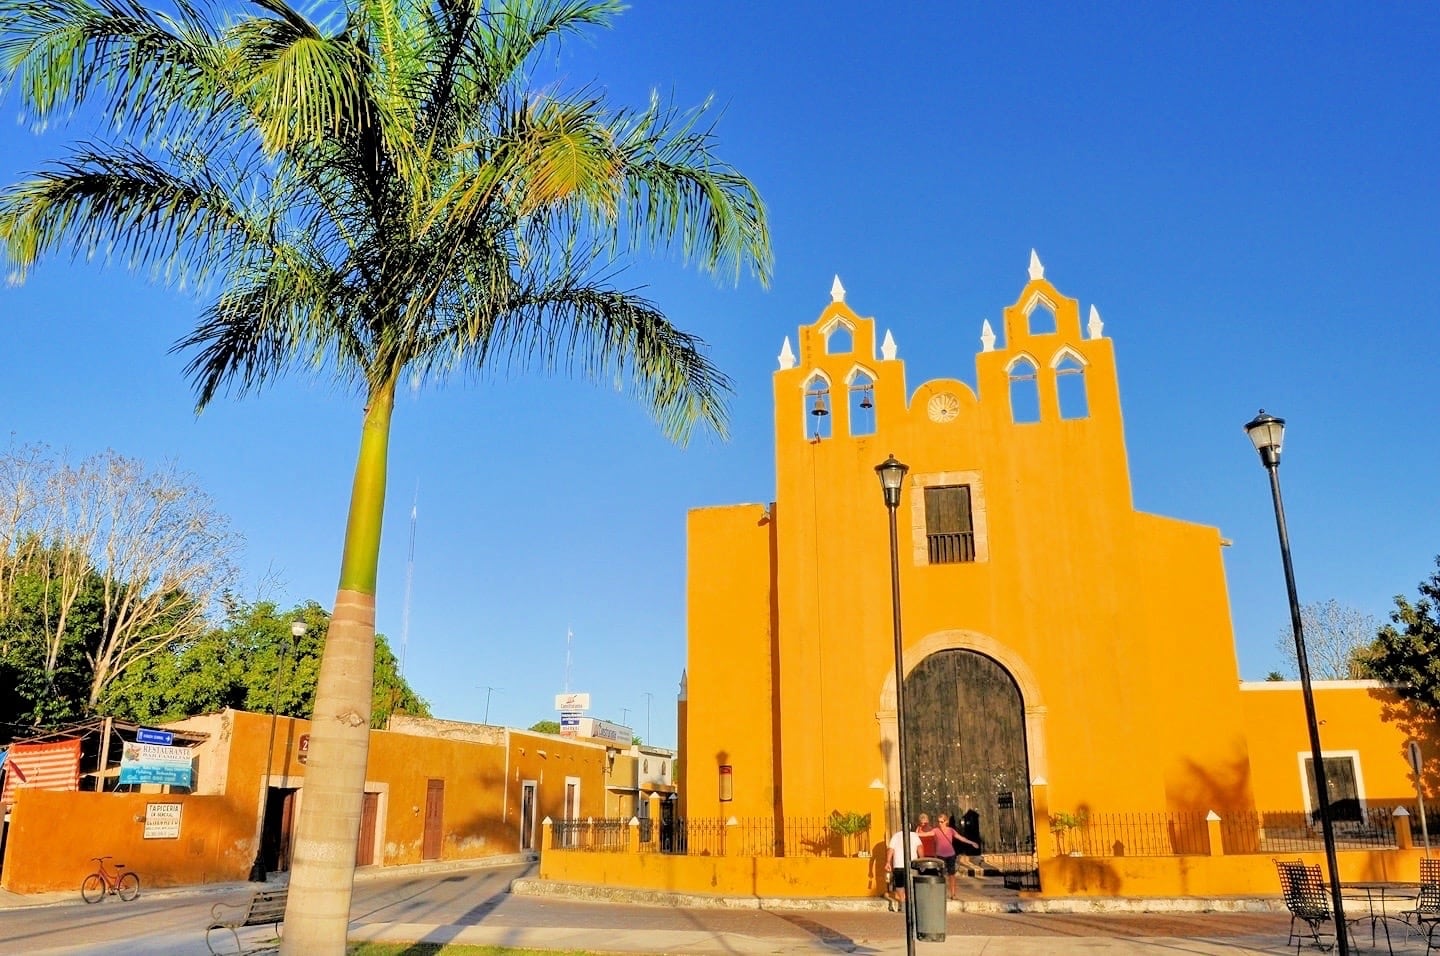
[0,790,250,893]
[540,847,880,898]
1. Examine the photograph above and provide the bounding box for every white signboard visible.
[144,802,183,839]
[554,692,591,711]
[578,718,633,743]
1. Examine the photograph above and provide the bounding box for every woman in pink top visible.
[935,812,978,900]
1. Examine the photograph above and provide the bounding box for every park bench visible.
[206,886,287,955]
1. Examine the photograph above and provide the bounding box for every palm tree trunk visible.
[281,379,395,955]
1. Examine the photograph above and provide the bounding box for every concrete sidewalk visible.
[7,859,1420,955]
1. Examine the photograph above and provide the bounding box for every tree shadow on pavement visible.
[769,912,881,954]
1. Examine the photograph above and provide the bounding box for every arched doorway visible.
[904,648,1034,853]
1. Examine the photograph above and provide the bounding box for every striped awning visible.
[1,739,82,804]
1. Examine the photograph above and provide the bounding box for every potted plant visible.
[1050,809,1088,856]
[829,810,873,857]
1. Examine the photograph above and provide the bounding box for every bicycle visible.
[81,855,140,903]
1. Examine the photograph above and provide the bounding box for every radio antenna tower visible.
[564,626,573,693]
[399,484,418,677]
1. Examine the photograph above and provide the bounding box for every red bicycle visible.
[81,856,140,903]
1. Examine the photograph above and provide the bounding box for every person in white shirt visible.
[884,825,923,911]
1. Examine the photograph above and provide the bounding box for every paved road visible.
[0,862,1425,954]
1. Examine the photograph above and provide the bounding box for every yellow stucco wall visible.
[1,709,611,892]
[679,264,1434,899]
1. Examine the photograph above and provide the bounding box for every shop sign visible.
[144,802,182,839]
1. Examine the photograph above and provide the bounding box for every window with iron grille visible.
[924,485,975,563]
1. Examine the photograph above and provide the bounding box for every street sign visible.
[136,728,173,746]
[555,692,591,711]
[298,734,310,764]
[1409,739,1424,776]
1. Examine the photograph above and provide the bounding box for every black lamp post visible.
[1244,410,1349,955]
[876,454,916,956]
[248,618,308,882]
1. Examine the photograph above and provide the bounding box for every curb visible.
[509,878,1288,915]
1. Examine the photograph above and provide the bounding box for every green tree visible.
[1357,558,1440,710]
[104,600,430,726]
[0,0,769,948]
[528,719,560,734]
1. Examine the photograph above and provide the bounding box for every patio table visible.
[1343,882,1420,954]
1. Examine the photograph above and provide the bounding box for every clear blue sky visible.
[3,2,1437,748]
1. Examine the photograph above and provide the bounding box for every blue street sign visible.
[136,728,174,746]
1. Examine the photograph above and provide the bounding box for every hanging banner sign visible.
[119,743,195,787]
[555,693,591,711]
[559,710,581,737]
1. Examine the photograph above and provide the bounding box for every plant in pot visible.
[829,810,873,857]
[1050,809,1089,856]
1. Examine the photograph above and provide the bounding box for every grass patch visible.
[349,945,601,956]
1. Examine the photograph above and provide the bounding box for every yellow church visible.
[676,253,1432,896]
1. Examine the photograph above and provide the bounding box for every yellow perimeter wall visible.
[679,260,1431,896]
[1,709,609,893]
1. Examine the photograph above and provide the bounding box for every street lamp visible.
[249,618,308,882]
[1244,410,1349,955]
[876,453,916,956]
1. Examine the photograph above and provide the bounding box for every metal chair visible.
[1274,858,1355,954]
[1402,857,1440,952]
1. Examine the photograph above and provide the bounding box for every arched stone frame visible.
[874,628,1048,822]
[801,369,832,438]
[1005,352,1041,423]
[1050,345,1089,420]
[1022,291,1058,336]
[819,315,856,354]
[844,363,878,436]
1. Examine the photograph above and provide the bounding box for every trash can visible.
[910,857,947,942]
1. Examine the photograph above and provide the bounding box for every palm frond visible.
[0,144,271,285]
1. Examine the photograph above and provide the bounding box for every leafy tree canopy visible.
[528,720,560,734]
[105,599,429,728]
[1358,557,1440,711]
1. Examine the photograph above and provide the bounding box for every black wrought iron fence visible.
[551,818,631,851]
[1222,807,1397,853]
[1052,811,1212,858]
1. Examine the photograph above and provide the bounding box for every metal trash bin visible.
[910,857,947,942]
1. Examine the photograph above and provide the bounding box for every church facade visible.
[679,254,1427,892]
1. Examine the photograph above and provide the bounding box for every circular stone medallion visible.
[927,392,960,423]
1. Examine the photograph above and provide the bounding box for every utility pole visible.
[643,692,653,743]
[482,686,500,724]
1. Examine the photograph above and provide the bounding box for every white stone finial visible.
[880,329,897,361]
[1028,249,1044,281]
[1087,305,1104,339]
[980,319,996,352]
[830,275,846,303]
[778,336,796,370]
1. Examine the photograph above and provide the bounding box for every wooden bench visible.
[206,887,287,955]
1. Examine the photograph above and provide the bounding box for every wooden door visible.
[356,792,379,866]
[905,649,1034,853]
[519,781,537,851]
[277,789,297,871]
[422,779,444,861]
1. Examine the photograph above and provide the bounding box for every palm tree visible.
[0,0,770,950]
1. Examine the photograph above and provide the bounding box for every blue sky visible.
[2,1,1438,748]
